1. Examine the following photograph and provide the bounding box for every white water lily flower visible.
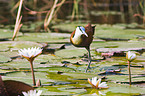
[126,51,136,62]
[19,47,42,61]
[19,47,42,86]
[22,90,42,96]
[88,77,108,89]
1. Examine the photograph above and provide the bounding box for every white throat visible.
[72,27,86,45]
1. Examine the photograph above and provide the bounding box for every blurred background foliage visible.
[0,0,145,31]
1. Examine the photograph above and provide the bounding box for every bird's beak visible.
[78,26,88,37]
[82,29,88,37]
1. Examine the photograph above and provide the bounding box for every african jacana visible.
[70,23,95,72]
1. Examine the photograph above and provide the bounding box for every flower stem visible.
[30,60,36,86]
[128,61,131,85]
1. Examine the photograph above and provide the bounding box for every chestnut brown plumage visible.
[70,23,95,72]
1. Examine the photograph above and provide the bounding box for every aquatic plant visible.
[44,0,66,32]
[12,0,23,41]
[22,90,42,96]
[44,0,58,32]
[19,47,42,86]
[88,77,108,89]
[134,0,145,26]
[126,51,136,85]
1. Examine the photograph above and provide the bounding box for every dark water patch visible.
[42,48,55,54]
[0,70,19,76]
[61,61,71,64]
[112,64,128,68]
[57,71,63,74]
[0,73,5,75]
[132,75,145,78]
[100,66,126,71]
[113,64,144,68]
[98,71,126,75]
[40,62,47,64]
[72,62,82,66]
[113,52,126,57]
[41,81,76,87]
[39,42,70,44]
[0,59,12,64]
[61,61,82,67]
[81,58,101,62]
[10,56,22,60]
[65,87,90,90]
[42,44,65,54]
[50,81,75,86]
[104,45,118,48]
[0,38,10,41]
[130,65,144,68]
[35,66,75,71]
[117,81,145,85]
[99,66,126,75]
[73,79,87,81]
[97,37,130,41]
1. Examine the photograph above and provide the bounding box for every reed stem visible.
[12,0,23,41]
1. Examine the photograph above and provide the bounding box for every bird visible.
[70,23,95,72]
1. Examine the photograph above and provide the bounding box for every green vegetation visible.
[0,23,145,95]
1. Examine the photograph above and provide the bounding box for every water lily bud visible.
[126,51,136,62]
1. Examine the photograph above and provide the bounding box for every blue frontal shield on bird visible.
[70,23,95,72]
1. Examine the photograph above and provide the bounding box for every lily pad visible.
[0,41,42,52]
[2,71,50,85]
[0,53,11,63]
[0,29,22,40]
[52,23,88,33]
[10,41,43,51]
[17,33,70,43]
[55,47,87,58]
[1,23,145,95]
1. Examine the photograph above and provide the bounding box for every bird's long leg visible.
[85,46,91,72]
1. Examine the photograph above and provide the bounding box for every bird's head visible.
[76,26,88,37]
[70,26,88,45]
